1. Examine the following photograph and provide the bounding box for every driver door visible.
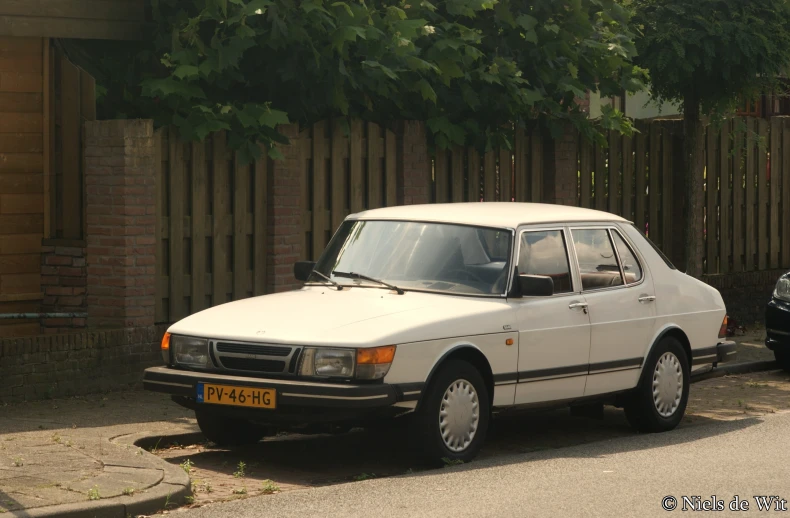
[510,228,592,405]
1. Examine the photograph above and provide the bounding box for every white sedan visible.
[144,203,736,463]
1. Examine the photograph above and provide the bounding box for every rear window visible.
[627,224,677,270]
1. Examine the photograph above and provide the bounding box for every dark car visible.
[766,271,790,371]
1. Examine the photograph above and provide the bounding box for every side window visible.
[571,229,624,291]
[611,231,643,285]
[518,230,573,293]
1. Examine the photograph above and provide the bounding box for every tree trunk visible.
[682,95,705,278]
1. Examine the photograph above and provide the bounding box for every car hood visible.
[167,286,514,347]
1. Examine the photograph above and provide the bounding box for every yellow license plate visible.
[197,383,276,409]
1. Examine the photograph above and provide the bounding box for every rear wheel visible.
[410,359,490,465]
[775,349,790,372]
[624,337,689,433]
[195,408,269,446]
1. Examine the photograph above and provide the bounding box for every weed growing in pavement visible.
[180,459,194,476]
[261,480,279,494]
[746,381,768,388]
[12,457,23,467]
[234,461,246,478]
[442,458,464,467]
[232,486,247,495]
[150,437,163,454]
[87,486,101,501]
[352,473,375,481]
[737,399,744,407]
[204,481,213,493]
[122,487,135,496]
[163,491,173,509]
[51,433,61,444]
[184,496,195,504]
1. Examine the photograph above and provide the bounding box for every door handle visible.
[638,295,656,303]
[568,302,588,314]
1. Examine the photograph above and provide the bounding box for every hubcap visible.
[652,352,684,418]
[439,379,480,453]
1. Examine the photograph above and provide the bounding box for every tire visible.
[624,336,690,433]
[195,409,269,447]
[410,359,490,465]
[775,349,790,372]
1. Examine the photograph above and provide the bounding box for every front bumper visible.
[766,298,790,350]
[143,366,399,409]
[691,341,737,366]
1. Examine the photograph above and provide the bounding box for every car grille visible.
[211,340,301,376]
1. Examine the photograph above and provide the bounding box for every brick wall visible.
[84,120,157,328]
[703,269,786,327]
[268,123,304,293]
[40,242,87,331]
[0,324,166,404]
[397,120,431,205]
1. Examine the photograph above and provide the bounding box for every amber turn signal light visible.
[161,332,171,351]
[357,345,396,365]
[718,316,728,339]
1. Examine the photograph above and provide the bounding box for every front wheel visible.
[624,337,690,433]
[775,349,790,372]
[195,408,269,447]
[410,359,490,465]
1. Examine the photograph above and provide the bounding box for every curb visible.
[691,360,780,383]
[15,432,192,518]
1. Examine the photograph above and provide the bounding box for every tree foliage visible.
[71,0,646,162]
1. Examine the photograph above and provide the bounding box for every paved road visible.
[177,411,790,518]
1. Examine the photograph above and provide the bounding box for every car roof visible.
[350,202,629,229]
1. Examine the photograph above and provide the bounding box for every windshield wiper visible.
[333,271,404,295]
[308,270,344,290]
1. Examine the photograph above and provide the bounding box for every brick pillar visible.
[41,243,87,331]
[267,123,304,293]
[84,120,156,328]
[397,121,431,205]
[543,124,578,207]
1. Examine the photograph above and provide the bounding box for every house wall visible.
[589,89,681,120]
[0,36,45,337]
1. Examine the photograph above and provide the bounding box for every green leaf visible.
[332,2,354,18]
[524,30,538,44]
[516,14,538,31]
[173,65,199,79]
[567,63,578,79]
[259,109,290,128]
[268,146,285,160]
[418,79,437,102]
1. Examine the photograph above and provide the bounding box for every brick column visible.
[40,243,87,331]
[84,120,156,328]
[543,124,579,207]
[397,121,431,205]
[267,123,304,293]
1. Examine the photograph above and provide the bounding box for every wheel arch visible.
[638,325,692,378]
[415,344,495,412]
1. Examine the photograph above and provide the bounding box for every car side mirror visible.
[294,261,316,282]
[517,274,554,297]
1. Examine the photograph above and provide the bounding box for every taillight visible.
[718,316,728,339]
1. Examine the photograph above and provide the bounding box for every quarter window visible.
[571,229,624,290]
[517,230,573,293]
[611,231,643,284]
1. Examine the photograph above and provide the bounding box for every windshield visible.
[312,220,513,296]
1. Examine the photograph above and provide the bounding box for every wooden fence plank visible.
[367,122,383,208]
[313,121,329,255]
[59,55,80,239]
[732,124,744,272]
[212,131,230,305]
[784,119,790,268]
[434,149,449,203]
[745,118,756,271]
[484,150,496,201]
[622,134,633,220]
[330,119,346,231]
[649,123,661,246]
[499,147,511,202]
[79,70,96,121]
[154,129,165,322]
[168,127,185,320]
[718,121,730,273]
[451,147,464,203]
[579,137,592,209]
[608,131,620,214]
[191,140,207,313]
[530,132,542,203]
[594,143,606,211]
[233,154,248,300]
[705,125,717,274]
[468,148,480,202]
[299,130,311,260]
[253,148,267,296]
[634,128,646,233]
[757,118,768,270]
[349,120,364,213]
[385,128,397,206]
[662,124,673,262]
[769,117,782,269]
[514,127,527,202]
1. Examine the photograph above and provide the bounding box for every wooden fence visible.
[155,128,269,323]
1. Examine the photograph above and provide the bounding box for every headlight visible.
[299,345,396,380]
[775,274,790,302]
[171,335,209,368]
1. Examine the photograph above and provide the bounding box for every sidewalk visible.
[0,331,777,517]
